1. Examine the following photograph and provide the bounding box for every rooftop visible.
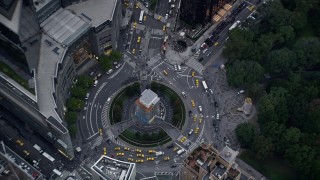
[66,0,118,28]
[91,155,135,180]
[32,0,55,12]
[0,0,21,34]
[40,8,91,47]
[219,146,238,164]
[139,89,160,108]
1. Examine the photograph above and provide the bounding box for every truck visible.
[177,149,185,155]
[155,151,164,156]
[201,81,208,90]
[33,144,43,153]
[53,169,63,177]
[229,21,241,31]
[42,152,55,162]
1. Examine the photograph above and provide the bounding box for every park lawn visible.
[239,151,298,180]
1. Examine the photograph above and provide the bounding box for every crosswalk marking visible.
[185,51,205,74]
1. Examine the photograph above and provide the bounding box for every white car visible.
[116,63,122,69]
[198,106,202,112]
[188,129,194,136]
[237,90,244,95]
[165,14,169,19]
[174,65,177,71]
[203,48,208,54]
[209,89,213,94]
[106,69,113,74]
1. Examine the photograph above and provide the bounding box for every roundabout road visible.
[77,0,259,176]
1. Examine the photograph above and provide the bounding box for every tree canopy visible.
[224,0,320,178]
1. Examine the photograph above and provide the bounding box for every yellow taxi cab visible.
[180,136,187,143]
[135,2,140,8]
[193,116,197,122]
[195,79,199,87]
[128,158,134,162]
[248,5,255,11]
[116,152,124,156]
[99,128,103,136]
[136,159,144,163]
[23,150,30,156]
[148,149,155,154]
[16,139,24,146]
[199,118,202,124]
[147,157,154,161]
[133,22,137,28]
[173,147,179,151]
[162,25,166,31]
[124,147,130,151]
[132,49,136,54]
[114,147,121,151]
[135,149,142,153]
[191,100,195,107]
[163,70,168,76]
[103,147,107,155]
[214,42,219,46]
[191,71,195,77]
[158,16,162,20]
[195,127,199,134]
[144,15,147,22]
[137,36,141,43]
[164,156,170,161]
[137,154,144,157]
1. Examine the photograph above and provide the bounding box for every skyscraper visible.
[0,0,122,160]
[179,0,229,27]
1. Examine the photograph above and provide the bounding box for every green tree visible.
[67,98,84,111]
[68,124,77,138]
[226,60,264,87]
[276,25,296,44]
[294,37,320,68]
[99,55,113,70]
[258,87,289,125]
[285,145,315,176]
[235,123,255,148]
[77,75,93,89]
[266,48,297,74]
[247,83,264,101]
[261,121,285,143]
[113,105,122,123]
[135,131,141,138]
[70,86,87,99]
[65,111,78,125]
[252,135,274,160]
[223,28,255,62]
[109,50,122,61]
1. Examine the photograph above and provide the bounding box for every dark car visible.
[214,102,218,108]
[107,139,112,145]
[188,110,193,117]
[171,164,177,168]
[186,142,192,147]
[213,120,216,127]
[199,57,204,62]
[167,144,174,149]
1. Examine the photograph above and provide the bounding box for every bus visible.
[33,144,43,153]
[42,152,55,162]
[139,10,144,24]
[53,169,63,177]
[202,81,208,90]
[229,20,241,31]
